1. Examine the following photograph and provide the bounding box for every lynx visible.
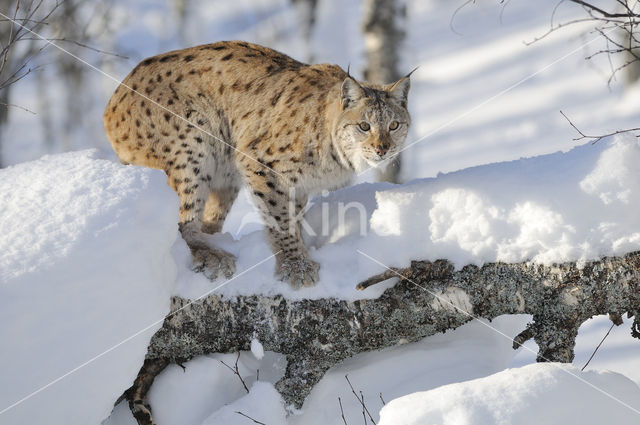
[104,41,412,288]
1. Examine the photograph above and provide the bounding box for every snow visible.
[174,135,640,302]
[2,0,640,424]
[369,134,640,268]
[251,338,265,360]
[378,363,640,425]
[0,150,179,424]
[96,134,640,424]
[107,351,288,425]
[13,141,640,425]
[201,382,287,425]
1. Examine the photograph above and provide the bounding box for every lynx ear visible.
[388,69,416,108]
[341,76,365,109]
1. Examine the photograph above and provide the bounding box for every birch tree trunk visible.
[362,0,407,183]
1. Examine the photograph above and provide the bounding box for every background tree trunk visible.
[362,0,407,183]
[122,251,640,424]
[0,83,9,167]
[0,0,118,167]
[290,0,318,62]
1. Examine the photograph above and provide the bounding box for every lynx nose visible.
[375,143,390,157]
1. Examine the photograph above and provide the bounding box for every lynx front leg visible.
[202,187,240,234]
[251,185,319,288]
[171,174,236,280]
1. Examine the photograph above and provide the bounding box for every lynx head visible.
[332,73,412,172]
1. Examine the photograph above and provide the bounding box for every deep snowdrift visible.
[175,135,640,301]
[378,363,640,425]
[2,137,639,425]
[0,151,179,424]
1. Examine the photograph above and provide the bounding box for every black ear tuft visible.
[387,68,416,108]
[341,76,365,109]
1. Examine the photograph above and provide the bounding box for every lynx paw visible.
[191,247,236,280]
[276,257,320,288]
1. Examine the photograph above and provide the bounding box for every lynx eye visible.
[389,121,399,131]
[358,122,371,132]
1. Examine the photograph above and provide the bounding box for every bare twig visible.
[569,0,640,18]
[523,17,602,46]
[0,62,45,90]
[235,411,266,425]
[0,0,61,77]
[345,375,376,425]
[499,0,513,25]
[220,352,250,394]
[582,323,615,371]
[560,110,640,144]
[450,0,474,36]
[338,397,349,425]
[360,391,368,425]
[379,392,386,406]
[0,101,36,114]
[20,37,128,58]
[514,0,640,84]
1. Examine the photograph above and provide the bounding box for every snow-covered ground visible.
[1,0,639,424]
[0,151,179,424]
[377,363,640,425]
[1,136,638,424]
[173,135,640,302]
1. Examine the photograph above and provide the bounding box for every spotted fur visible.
[104,41,411,287]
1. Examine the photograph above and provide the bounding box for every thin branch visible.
[235,411,266,425]
[499,0,514,25]
[0,63,45,90]
[522,0,640,84]
[550,0,569,29]
[20,37,128,59]
[360,391,369,425]
[344,375,376,425]
[449,0,474,36]
[220,352,250,394]
[608,56,640,84]
[585,45,640,60]
[0,18,49,24]
[0,101,36,114]
[523,18,597,46]
[338,397,349,425]
[379,393,386,406]
[560,110,640,144]
[582,323,615,371]
[523,17,603,46]
[569,0,640,18]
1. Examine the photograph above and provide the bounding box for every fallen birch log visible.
[122,251,640,424]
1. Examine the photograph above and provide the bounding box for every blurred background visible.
[2,4,640,422]
[0,0,638,183]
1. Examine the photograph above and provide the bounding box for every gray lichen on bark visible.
[126,251,640,424]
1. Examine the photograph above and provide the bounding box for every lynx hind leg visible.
[171,171,236,280]
[201,186,240,234]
